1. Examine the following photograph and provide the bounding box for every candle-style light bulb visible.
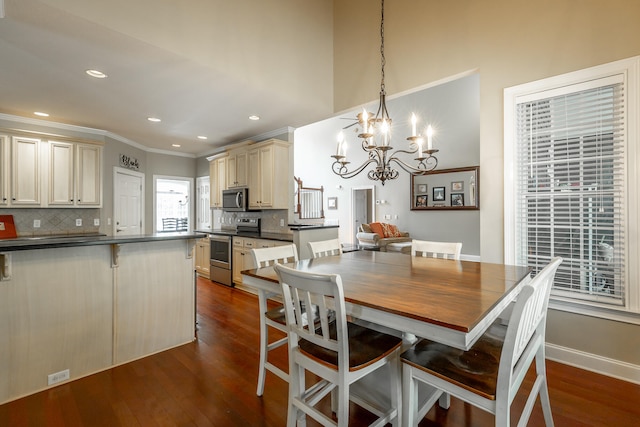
[336,131,344,155]
[362,109,368,134]
[411,113,417,136]
[426,125,434,150]
[381,119,389,146]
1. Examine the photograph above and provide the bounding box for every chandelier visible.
[331,0,438,185]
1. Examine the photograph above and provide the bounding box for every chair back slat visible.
[275,264,346,358]
[308,238,343,259]
[411,239,462,260]
[499,257,562,389]
[251,244,299,268]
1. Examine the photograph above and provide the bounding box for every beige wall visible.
[333,0,640,368]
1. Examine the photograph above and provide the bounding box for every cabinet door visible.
[227,150,247,188]
[258,146,274,207]
[217,156,227,195]
[11,136,40,206]
[247,148,261,208]
[232,246,245,285]
[48,141,75,205]
[76,144,102,206]
[0,136,9,206]
[209,160,218,207]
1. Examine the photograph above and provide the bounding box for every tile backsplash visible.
[1,208,101,237]
[214,209,291,234]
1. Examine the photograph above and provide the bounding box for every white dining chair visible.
[251,243,299,396]
[401,257,562,427]
[411,239,462,260]
[308,238,343,258]
[274,263,402,427]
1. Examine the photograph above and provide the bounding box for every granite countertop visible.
[288,224,340,231]
[0,232,205,252]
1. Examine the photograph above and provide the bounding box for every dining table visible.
[241,250,532,351]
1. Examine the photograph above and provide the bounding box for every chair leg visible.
[402,364,418,427]
[337,382,349,427]
[536,350,555,426]
[256,290,270,396]
[390,355,402,427]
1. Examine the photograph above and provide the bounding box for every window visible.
[153,176,192,233]
[505,57,640,321]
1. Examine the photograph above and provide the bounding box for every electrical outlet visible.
[75,219,82,226]
[107,218,112,225]
[384,214,391,220]
[280,219,285,227]
[33,219,41,228]
[47,369,70,386]
[94,219,100,226]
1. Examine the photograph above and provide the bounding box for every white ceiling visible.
[0,0,335,157]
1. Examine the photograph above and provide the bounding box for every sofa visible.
[356,222,411,251]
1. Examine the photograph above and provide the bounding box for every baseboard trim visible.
[546,343,640,385]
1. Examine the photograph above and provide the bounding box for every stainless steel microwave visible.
[222,188,250,211]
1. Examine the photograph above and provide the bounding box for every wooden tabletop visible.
[242,251,531,349]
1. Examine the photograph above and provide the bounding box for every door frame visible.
[350,185,376,245]
[113,167,145,236]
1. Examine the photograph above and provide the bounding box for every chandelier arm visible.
[331,158,379,179]
[388,156,438,174]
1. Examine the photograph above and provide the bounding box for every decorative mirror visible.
[411,166,479,210]
[295,177,325,219]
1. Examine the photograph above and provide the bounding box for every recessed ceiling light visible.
[172,144,181,148]
[249,115,260,121]
[86,69,107,79]
[34,111,49,117]
[197,135,208,140]
[147,117,161,122]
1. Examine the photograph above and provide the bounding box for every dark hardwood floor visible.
[1,276,639,426]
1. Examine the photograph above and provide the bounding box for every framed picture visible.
[451,181,464,191]
[451,193,464,207]
[415,195,427,207]
[327,197,338,210]
[433,186,445,202]
[417,184,427,193]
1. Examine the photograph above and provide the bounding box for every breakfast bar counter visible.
[0,233,200,404]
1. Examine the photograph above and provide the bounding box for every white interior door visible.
[196,176,210,230]
[114,168,144,236]
[351,186,375,245]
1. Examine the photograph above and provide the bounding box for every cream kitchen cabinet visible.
[195,236,210,277]
[248,139,291,209]
[232,236,289,285]
[48,141,102,207]
[209,154,227,208]
[226,148,248,188]
[9,136,41,206]
[0,136,8,206]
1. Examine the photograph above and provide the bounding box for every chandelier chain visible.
[380,0,385,94]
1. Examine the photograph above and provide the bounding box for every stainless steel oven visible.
[210,234,233,286]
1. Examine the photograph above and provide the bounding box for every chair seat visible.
[300,321,403,371]
[265,304,287,325]
[401,323,507,400]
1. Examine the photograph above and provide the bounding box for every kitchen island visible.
[0,233,201,404]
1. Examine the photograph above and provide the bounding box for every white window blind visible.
[514,76,626,307]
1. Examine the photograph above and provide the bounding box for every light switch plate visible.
[94,219,100,226]
[33,220,41,228]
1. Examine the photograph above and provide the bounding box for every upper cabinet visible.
[248,139,291,209]
[10,136,41,206]
[48,141,102,207]
[226,148,247,188]
[209,154,227,208]
[0,135,103,209]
